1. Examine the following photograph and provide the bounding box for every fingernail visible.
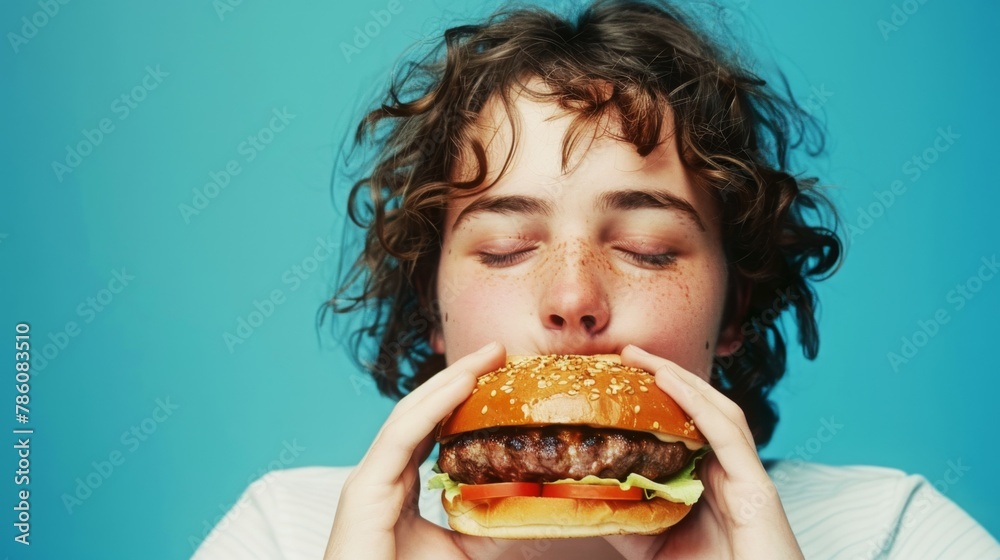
[476,341,498,354]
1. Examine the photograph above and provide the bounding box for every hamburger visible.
[428,354,709,539]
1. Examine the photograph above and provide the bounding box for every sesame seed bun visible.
[434,354,707,538]
[437,354,706,447]
[441,493,693,539]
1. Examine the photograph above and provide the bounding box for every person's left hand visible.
[603,345,803,560]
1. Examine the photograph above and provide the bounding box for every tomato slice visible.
[460,482,542,501]
[541,484,645,501]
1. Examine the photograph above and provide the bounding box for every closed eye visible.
[615,249,677,268]
[478,248,536,267]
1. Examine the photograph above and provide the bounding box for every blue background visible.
[1,0,997,558]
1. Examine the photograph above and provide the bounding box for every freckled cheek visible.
[439,266,535,356]
[616,262,726,376]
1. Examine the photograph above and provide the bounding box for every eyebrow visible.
[452,195,554,231]
[450,188,706,232]
[597,188,706,232]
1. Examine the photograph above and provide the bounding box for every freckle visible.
[705,341,709,349]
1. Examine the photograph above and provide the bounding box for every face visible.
[430,81,741,381]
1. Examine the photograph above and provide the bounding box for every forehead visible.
[450,79,679,185]
[445,78,721,233]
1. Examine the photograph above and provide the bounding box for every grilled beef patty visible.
[438,426,692,485]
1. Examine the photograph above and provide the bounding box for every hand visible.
[603,345,803,560]
[323,341,514,560]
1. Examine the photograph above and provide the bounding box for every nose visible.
[539,243,610,336]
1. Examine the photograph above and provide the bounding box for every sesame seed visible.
[653,421,660,429]
[568,390,578,396]
[509,398,515,404]
[634,405,641,413]
[490,389,496,397]
[537,380,546,389]
[589,393,600,400]
[481,405,488,414]
[639,386,648,392]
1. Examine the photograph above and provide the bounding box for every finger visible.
[356,342,506,484]
[621,345,760,476]
[604,534,667,560]
[388,341,504,424]
[622,344,755,445]
[395,516,513,560]
[356,341,502,469]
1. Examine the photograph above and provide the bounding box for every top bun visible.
[437,354,706,447]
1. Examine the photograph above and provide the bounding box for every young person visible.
[194,1,1000,558]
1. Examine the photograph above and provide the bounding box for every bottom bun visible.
[441,493,692,539]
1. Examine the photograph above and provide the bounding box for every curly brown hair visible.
[319,0,842,447]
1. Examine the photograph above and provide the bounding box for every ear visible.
[430,327,445,355]
[716,276,751,357]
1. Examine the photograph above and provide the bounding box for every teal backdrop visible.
[2,0,997,558]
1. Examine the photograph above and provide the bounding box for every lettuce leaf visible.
[427,446,709,505]
[427,471,464,503]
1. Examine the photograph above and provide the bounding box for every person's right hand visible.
[323,341,514,560]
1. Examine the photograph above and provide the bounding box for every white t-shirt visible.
[191,459,999,559]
